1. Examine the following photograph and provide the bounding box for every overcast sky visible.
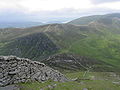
[0,0,120,22]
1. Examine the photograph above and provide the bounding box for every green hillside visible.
[68,13,120,25]
[68,15,102,25]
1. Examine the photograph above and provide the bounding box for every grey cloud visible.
[31,8,120,21]
[0,10,29,22]
[91,0,120,4]
[0,8,120,23]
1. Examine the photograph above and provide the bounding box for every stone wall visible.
[0,56,68,87]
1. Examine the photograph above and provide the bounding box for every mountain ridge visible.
[0,13,120,71]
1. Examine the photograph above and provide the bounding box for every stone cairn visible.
[0,56,68,87]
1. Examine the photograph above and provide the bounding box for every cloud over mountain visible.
[0,0,120,22]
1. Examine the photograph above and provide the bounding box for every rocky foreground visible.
[0,56,68,87]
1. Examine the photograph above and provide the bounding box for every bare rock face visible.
[0,56,68,87]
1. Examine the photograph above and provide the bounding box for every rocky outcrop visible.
[0,56,68,87]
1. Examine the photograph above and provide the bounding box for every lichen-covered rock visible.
[0,56,68,87]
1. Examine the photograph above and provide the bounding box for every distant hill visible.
[0,13,120,71]
[68,13,120,25]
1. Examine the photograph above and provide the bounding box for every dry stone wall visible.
[0,56,68,87]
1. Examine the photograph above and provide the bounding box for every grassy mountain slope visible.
[68,15,102,25]
[42,53,115,72]
[66,13,120,69]
[68,13,120,25]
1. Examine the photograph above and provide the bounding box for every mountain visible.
[68,13,120,25]
[68,15,102,25]
[0,13,120,71]
[0,32,59,60]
